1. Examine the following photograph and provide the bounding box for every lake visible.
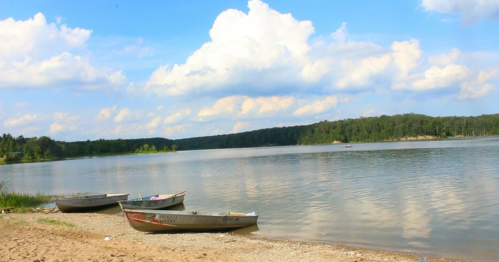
[1,137,498,261]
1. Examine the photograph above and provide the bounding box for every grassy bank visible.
[0,181,52,211]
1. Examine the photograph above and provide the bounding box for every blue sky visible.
[1,0,498,141]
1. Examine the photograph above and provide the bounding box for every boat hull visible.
[123,209,258,232]
[55,194,129,212]
[118,193,185,210]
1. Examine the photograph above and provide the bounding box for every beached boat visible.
[118,191,185,210]
[123,209,259,232]
[55,193,129,212]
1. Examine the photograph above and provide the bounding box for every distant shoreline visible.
[0,151,175,165]
[0,135,491,165]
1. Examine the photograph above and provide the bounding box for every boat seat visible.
[158,194,172,198]
[227,212,247,216]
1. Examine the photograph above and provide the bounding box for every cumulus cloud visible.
[144,1,494,103]
[240,96,295,116]
[3,114,37,127]
[145,116,161,129]
[330,22,349,43]
[195,96,247,122]
[96,106,117,121]
[293,96,338,116]
[389,43,496,97]
[0,13,126,90]
[50,122,77,133]
[196,95,298,122]
[335,54,391,89]
[49,112,79,133]
[391,39,423,82]
[114,108,132,123]
[412,64,470,90]
[0,13,90,61]
[164,109,192,124]
[146,0,314,96]
[0,52,126,90]
[421,0,499,24]
[429,48,461,66]
[458,68,498,99]
[194,94,343,123]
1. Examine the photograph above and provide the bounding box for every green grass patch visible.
[1,180,51,210]
[0,191,52,209]
[37,218,75,227]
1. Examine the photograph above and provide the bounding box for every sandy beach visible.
[0,211,469,262]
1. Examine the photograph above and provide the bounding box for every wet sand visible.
[0,212,470,262]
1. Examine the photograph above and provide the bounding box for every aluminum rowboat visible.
[55,193,129,212]
[123,209,258,232]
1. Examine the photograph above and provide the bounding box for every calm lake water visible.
[1,137,499,261]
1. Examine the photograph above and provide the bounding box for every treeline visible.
[2,113,499,162]
[0,135,63,161]
[174,113,499,149]
[297,113,499,144]
[174,125,308,150]
[59,138,178,157]
[0,135,178,162]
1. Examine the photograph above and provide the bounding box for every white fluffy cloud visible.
[114,108,133,123]
[3,114,37,127]
[96,106,117,121]
[391,40,423,80]
[49,112,79,134]
[196,96,247,122]
[293,96,338,116]
[145,116,161,129]
[412,64,470,90]
[391,43,496,97]
[195,95,341,122]
[1,52,125,89]
[164,109,192,125]
[50,122,77,133]
[146,0,314,96]
[429,48,461,66]
[240,96,295,116]
[145,0,396,97]
[334,54,392,89]
[0,13,126,90]
[421,0,499,24]
[0,13,90,61]
[459,68,498,99]
[144,0,495,102]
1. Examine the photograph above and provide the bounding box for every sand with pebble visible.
[0,211,470,262]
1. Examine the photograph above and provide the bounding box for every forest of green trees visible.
[0,135,178,163]
[174,113,499,149]
[297,113,499,144]
[1,113,499,163]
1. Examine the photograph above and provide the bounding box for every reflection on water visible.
[231,224,260,234]
[2,137,499,261]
